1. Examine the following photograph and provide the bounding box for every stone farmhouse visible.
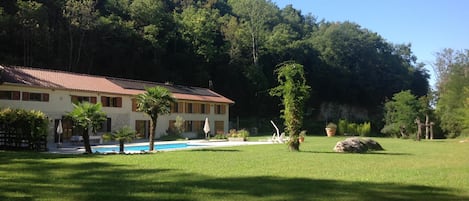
[0,65,234,144]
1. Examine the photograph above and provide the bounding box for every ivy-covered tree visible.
[270,62,310,151]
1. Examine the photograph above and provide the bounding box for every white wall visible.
[1,84,231,143]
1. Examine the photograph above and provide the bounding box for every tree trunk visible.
[68,25,73,71]
[415,118,421,141]
[119,140,125,153]
[82,128,92,154]
[289,138,300,152]
[148,119,157,151]
[425,115,430,139]
[75,31,86,66]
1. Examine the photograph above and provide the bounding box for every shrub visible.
[338,119,371,137]
[0,108,48,151]
[228,129,250,138]
[338,119,348,135]
[214,134,227,139]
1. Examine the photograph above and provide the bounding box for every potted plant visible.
[299,130,306,143]
[325,122,337,137]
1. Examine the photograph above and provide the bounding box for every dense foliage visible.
[0,0,429,128]
[0,108,48,151]
[270,62,310,151]
[381,90,425,138]
[434,49,469,138]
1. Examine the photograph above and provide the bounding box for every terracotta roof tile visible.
[1,65,234,104]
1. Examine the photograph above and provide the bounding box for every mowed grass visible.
[1,136,468,201]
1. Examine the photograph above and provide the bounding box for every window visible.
[215,104,226,114]
[71,95,97,104]
[22,92,49,102]
[171,102,179,113]
[184,121,204,132]
[97,118,112,132]
[101,96,122,107]
[201,104,208,114]
[215,121,224,134]
[186,103,193,113]
[0,90,20,100]
[182,102,209,114]
[135,120,149,138]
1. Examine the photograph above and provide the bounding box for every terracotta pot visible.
[299,136,305,143]
[325,128,336,137]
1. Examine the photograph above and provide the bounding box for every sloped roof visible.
[0,65,234,104]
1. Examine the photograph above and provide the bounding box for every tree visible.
[270,62,310,151]
[381,90,424,138]
[103,126,136,153]
[136,86,176,151]
[435,50,469,138]
[176,6,221,61]
[63,0,99,71]
[227,0,277,66]
[67,102,107,153]
[16,1,48,66]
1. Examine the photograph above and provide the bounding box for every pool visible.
[92,143,204,153]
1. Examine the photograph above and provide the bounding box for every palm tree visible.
[136,86,176,151]
[103,126,136,153]
[67,102,107,153]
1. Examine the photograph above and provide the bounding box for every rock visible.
[334,137,384,153]
[362,138,384,151]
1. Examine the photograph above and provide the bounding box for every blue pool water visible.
[93,143,201,153]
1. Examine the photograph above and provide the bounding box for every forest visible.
[0,0,467,137]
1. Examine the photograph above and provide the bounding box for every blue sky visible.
[273,0,469,87]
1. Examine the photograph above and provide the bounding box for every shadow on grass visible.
[1,152,467,201]
[189,148,240,152]
[301,150,412,156]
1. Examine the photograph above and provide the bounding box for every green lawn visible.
[1,136,468,201]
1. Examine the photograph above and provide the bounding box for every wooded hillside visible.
[0,0,429,127]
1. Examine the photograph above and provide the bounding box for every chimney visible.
[208,80,213,90]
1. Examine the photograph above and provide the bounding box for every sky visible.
[273,0,469,87]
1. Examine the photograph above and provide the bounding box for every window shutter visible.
[116,97,122,107]
[42,93,49,102]
[22,92,30,101]
[107,118,112,132]
[90,97,97,103]
[221,105,226,114]
[205,104,210,114]
[12,91,20,100]
[132,98,137,111]
[101,96,107,106]
[178,102,184,113]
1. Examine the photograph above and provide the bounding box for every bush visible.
[228,129,250,138]
[338,119,371,137]
[0,108,48,151]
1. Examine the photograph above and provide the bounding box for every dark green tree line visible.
[0,0,429,130]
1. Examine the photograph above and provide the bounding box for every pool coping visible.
[48,140,273,154]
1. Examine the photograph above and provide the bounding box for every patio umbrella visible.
[203,117,210,139]
[56,119,63,145]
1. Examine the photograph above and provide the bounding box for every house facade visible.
[0,65,234,144]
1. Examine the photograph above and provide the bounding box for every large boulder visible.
[334,137,384,153]
[362,138,384,151]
